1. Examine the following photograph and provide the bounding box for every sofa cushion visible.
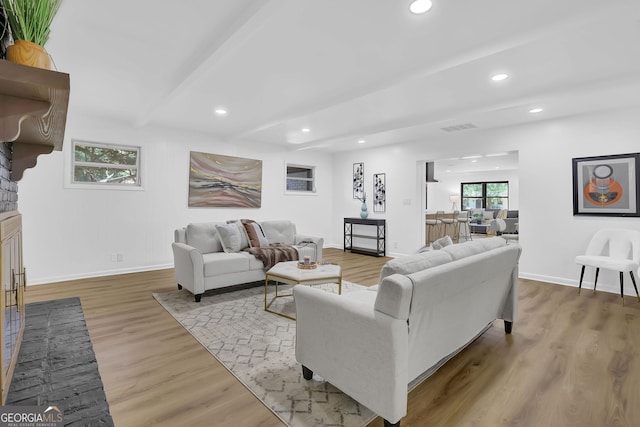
[441,237,505,260]
[262,220,296,245]
[215,223,242,253]
[247,252,265,270]
[483,210,495,221]
[379,250,453,283]
[202,252,252,276]
[186,222,223,253]
[441,241,485,260]
[476,236,508,251]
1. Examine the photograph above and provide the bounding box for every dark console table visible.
[344,217,386,257]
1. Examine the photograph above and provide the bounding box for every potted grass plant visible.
[1,0,62,69]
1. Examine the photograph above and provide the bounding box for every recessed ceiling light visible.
[214,108,227,116]
[529,108,543,113]
[410,0,433,14]
[301,128,311,133]
[471,160,478,163]
[358,139,366,144]
[491,73,509,82]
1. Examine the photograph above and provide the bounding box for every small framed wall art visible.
[572,152,640,217]
[353,162,364,199]
[373,173,386,212]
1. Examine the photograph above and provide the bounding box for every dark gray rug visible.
[6,297,114,427]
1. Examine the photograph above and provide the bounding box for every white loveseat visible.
[173,220,323,302]
[294,237,520,427]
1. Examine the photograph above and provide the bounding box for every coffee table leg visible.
[264,276,296,320]
[264,275,269,310]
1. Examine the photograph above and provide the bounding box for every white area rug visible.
[153,281,377,427]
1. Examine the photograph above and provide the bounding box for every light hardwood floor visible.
[23,248,640,427]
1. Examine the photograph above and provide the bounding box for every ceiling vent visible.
[440,123,478,132]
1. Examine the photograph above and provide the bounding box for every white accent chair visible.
[489,218,519,244]
[575,229,640,305]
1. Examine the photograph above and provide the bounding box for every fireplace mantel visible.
[0,60,70,181]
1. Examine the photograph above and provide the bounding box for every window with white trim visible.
[72,140,141,187]
[285,164,315,193]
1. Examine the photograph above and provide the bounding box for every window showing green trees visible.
[461,181,508,209]
[73,141,141,186]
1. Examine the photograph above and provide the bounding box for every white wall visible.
[19,114,334,284]
[19,107,640,296]
[330,108,640,295]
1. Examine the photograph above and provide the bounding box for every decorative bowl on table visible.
[297,261,318,270]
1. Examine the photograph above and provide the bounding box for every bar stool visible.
[440,211,459,243]
[457,210,472,242]
[425,212,441,245]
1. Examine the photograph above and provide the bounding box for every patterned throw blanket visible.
[244,243,299,271]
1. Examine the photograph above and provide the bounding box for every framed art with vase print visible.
[572,153,640,217]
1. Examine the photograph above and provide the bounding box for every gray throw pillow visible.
[186,222,223,253]
[432,235,453,250]
[226,220,250,249]
[416,244,432,253]
[215,223,241,253]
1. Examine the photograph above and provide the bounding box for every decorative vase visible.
[6,40,52,70]
[360,201,368,219]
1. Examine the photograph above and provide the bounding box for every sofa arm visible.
[374,275,413,320]
[171,242,205,296]
[294,234,324,262]
[293,285,408,424]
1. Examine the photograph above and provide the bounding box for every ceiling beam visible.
[133,0,281,128]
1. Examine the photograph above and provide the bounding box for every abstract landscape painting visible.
[188,151,262,208]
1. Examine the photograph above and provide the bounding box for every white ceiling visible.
[436,151,519,175]
[46,0,640,153]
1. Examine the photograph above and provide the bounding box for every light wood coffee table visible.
[264,261,342,320]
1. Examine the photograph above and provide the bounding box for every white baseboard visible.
[519,271,637,296]
[26,263,174,286]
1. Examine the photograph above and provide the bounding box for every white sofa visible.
[294,237,520,427]
[173,220,323,302]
